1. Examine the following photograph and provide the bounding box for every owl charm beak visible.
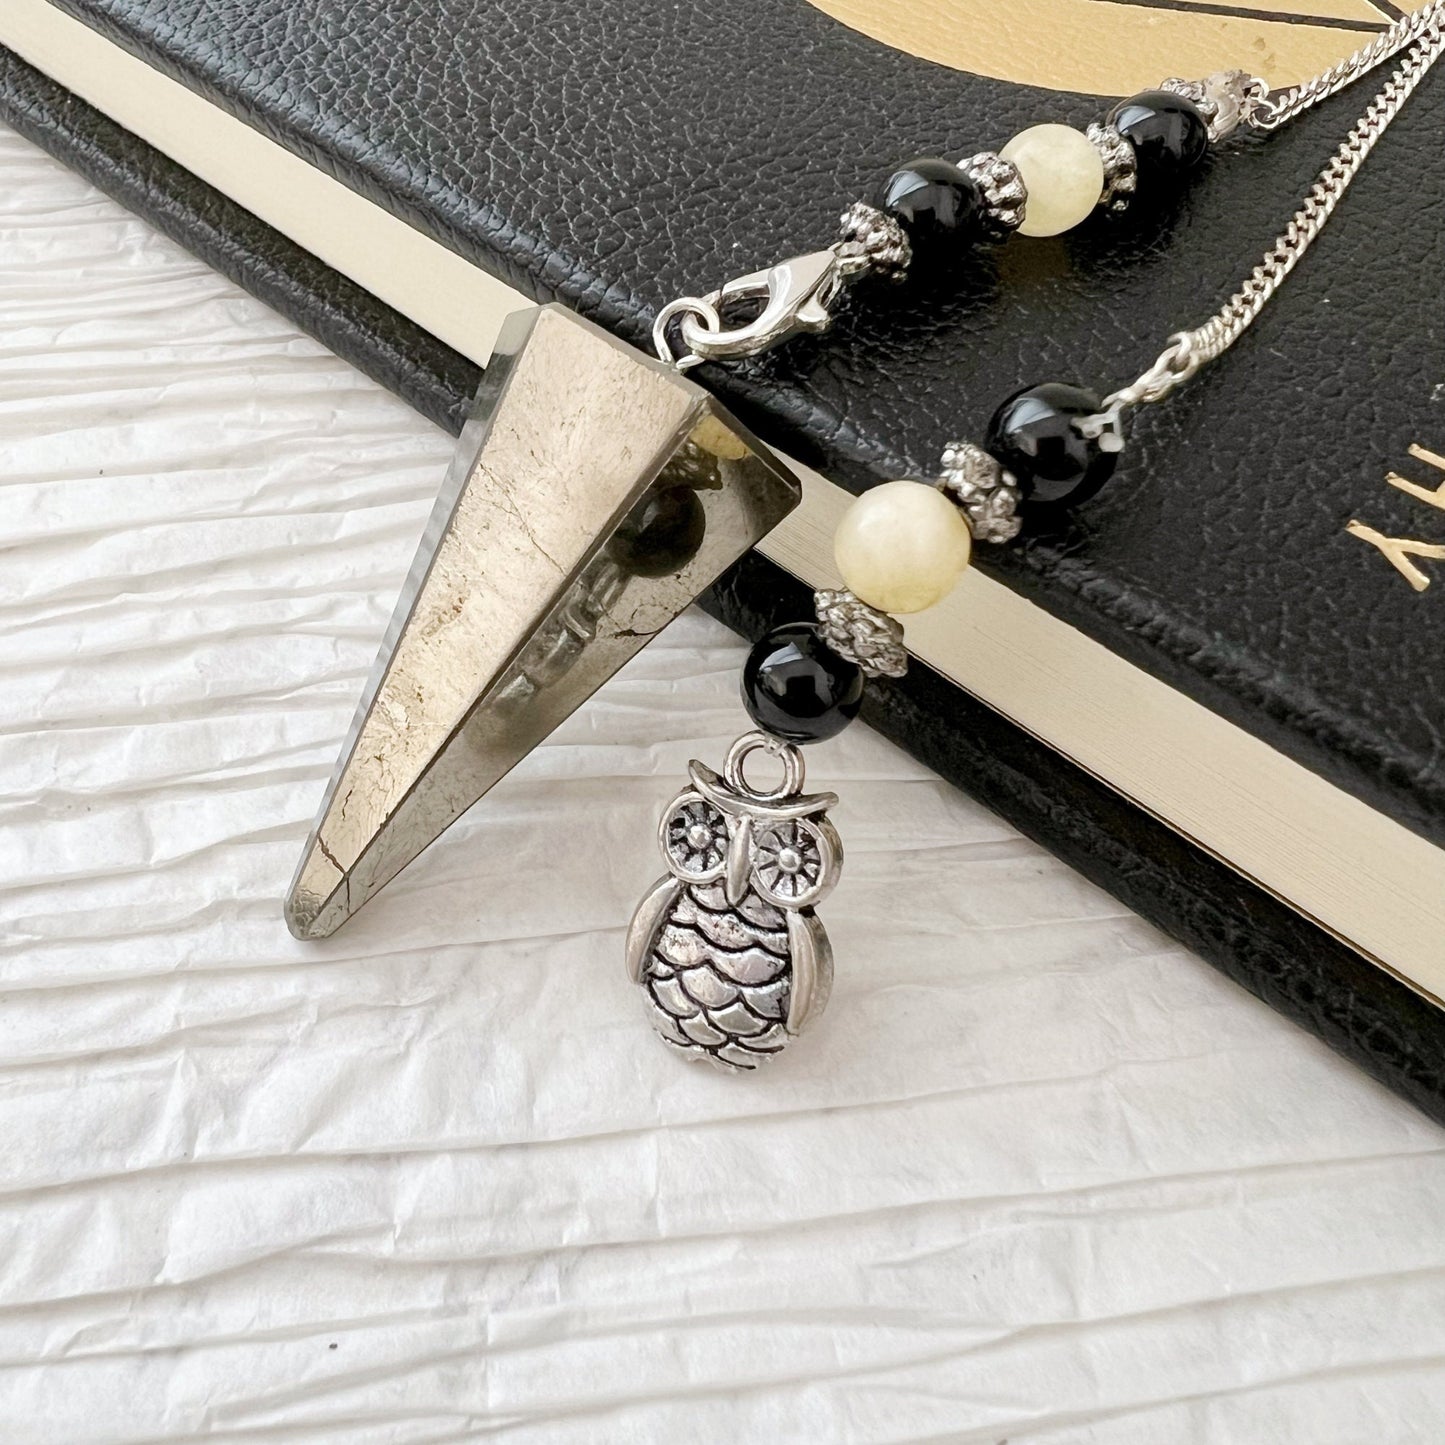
[725,815,754,906]
[285,304,801,939]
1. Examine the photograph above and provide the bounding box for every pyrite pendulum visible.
[284,305,801,939]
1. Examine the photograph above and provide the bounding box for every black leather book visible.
[4,0,1445,1118]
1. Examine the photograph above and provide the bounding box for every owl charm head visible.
[656,731,842,911]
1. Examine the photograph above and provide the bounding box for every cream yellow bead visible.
[833,480,972,615]
[1000,123,1105,238]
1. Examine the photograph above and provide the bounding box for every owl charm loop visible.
[720,730,804,802]
[625,731,842,1071]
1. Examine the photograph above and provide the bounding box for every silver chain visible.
[653,2,1445,412]
[1095,4,1445,426]
[1250,0,1445,130]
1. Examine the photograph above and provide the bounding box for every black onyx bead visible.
[985,382,1118,511]
[741,623,864,746]
[608,485,706,578]
[1110,90,1210,187]
[874,158,980,253]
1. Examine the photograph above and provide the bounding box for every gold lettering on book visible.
[1386,444,1445,512]
[1345,523,1445,593]
[1349,441,1445,591]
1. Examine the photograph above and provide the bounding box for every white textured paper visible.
[3,126,1445,1443]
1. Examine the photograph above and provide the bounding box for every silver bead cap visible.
[835,202,911,281]
[938,441,1023,544]
[1086,122,1137,214]
[1159,70,1266,143]
[958,152,1028,239]
[813,588,909,679]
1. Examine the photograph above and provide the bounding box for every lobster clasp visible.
[661,249,846,367]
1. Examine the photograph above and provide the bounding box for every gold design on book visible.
[802,0,1432,96]
[1349,444,1445,591]
[1346,522,1445,592]
[1387,444,1445,511]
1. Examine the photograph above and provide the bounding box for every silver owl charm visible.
[625,731,842,1072]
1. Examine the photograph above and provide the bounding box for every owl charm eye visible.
[752,818,836,909]
[662,797,730,880]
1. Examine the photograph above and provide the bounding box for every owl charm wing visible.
[785,908,833,1037]
[625,874,684,984]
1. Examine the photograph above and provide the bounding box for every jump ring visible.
[653,297,722,370]
[724,731,805,802]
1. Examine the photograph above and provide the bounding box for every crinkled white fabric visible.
[3,124,1445,1445]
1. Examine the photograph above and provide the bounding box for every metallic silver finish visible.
[813,588,908,679]
[286,304,801,939]
[835,201,911,281]
[1087,17,1445,437]
[938,440,1023,544]
[958,151,1028,239]
[784,909,830,1037]
[626,876,680,986]
[663,249,847,367]
[1086,122,1137,214]
[651,296,722,372]
[1159,71,1267,143]
[1248,0,1444,131]
[718,732,810,806]
[656,219,908,372]
[627,731,841,1071]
